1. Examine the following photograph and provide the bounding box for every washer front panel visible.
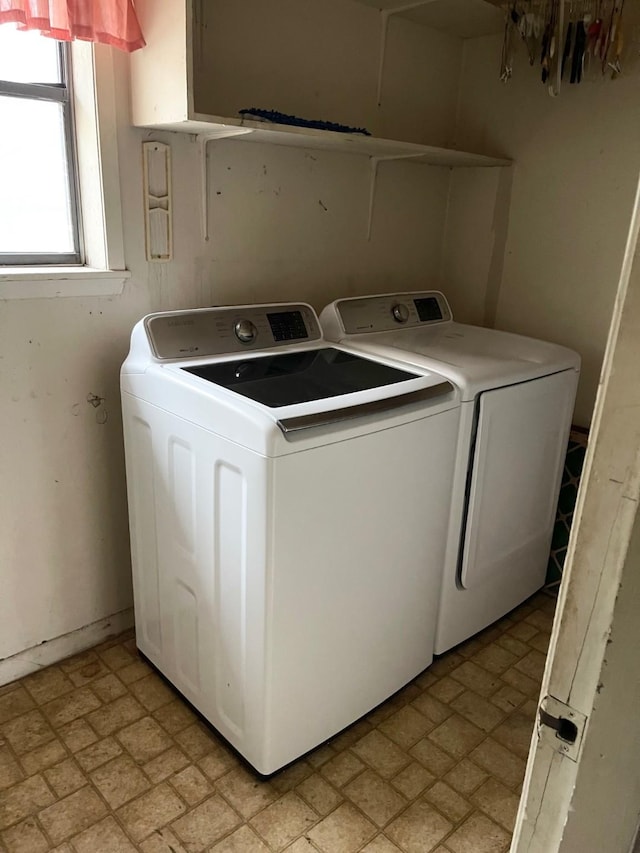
[336,291,452,335]
[145,303,321,360]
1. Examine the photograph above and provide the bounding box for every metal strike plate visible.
[538,695,587,762]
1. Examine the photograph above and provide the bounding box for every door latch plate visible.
[538,695,587,762]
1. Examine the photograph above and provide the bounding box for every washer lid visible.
[183,346,420,408]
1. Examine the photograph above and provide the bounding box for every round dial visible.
[234,319,257,344]
[391,303,410,324]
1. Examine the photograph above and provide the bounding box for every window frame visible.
[0,41,130,300]
[0,39,83,266]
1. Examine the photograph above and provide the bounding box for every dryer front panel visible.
[459,369,578,592]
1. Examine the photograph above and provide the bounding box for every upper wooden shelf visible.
[146,112,511,169]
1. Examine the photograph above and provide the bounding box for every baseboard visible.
[0,608,135,687]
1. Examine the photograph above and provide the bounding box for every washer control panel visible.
[336,292,452,335]
[145,303,321,360]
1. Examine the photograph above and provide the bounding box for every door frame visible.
[512,174,640,851]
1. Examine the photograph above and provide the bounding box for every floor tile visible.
[169,765,212,805]
[92,674,129,704]
[307,802,376,853]
[470,739,527,790]
[428,714,485,760]
[57,719,98,753]
[472,777,521,832]
[138,828,188,853]
[428,677,465,704]
[409,738,455,777]
[445,811,511,853]
[250,791,318,850]
[410,692,451,726]
[361,837,404,853]
[196,742,236,782]
[492,713,535,759]
[90,754,151,809]
[0,689,35,726]
[68,659,112,688]
[87,695,146,737]
[117,783,187,842]
[0,748,23,791]
[450,691,505,733]
[23,669,74,706]
[296,773,343,816]
[472,643,518,675]
[424,780,472,823]
[144,747,190,784]
[116,716,173,763]
[209,824,270,852]
[152,701,196,735]
[514,650,547,682]
[1,710,56,755]
[352,731,410,779]
[42,687,102,728]
[174,723,218,761]
[444,760,489,797]
[71,815,138,852]
[216,765,279,819]
[171,794,241,851]
[390,761,435,800]
[378,705,434,750]
[386,799,452,853]
[0,593,550,852]
[449,662,501,698]
[76,737,123,772]
[38,785,107,845]
[19,738,67,775]
[343,769,406,827]
[1,816,49,853]
[0,774,55,829]
[129,676,175,713]
[319,751,365,788]
[271,760,313,794]
[491,684,526,714]
[43,758,87,798]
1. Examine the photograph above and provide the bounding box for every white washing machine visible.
[121,302,460,774]
[320,292,580,654]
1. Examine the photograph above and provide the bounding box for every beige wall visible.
[454,20,640,427]
[0,43,459,664]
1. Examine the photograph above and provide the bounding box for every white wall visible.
[452,18,640,427]
[0,40,459,667]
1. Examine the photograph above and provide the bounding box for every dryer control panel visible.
[145,303,322,360]
[335,292,452,335]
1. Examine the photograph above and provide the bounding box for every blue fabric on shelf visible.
[239,108,371,136]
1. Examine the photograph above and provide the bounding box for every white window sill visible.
[0,267,131,300]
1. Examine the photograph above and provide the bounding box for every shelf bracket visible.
[377,0,441,107]
[197,128,253,241]
[367,153,429,240]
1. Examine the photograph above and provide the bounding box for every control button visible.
[234,319,257,344]
[392,303,410,324]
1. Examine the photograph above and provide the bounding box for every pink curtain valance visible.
[0,0,145,52]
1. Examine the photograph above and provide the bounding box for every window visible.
[0,25,81,265]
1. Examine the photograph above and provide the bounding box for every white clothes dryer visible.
[320,292,580,654]
[121,302,460,774]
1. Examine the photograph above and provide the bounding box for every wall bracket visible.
[198,128,254,241]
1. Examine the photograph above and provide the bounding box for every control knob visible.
[234,319,257,344]
[391,303,410,324]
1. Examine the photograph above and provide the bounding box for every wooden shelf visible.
[144,112,511,169]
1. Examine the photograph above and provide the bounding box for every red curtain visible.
[0,0,145,52]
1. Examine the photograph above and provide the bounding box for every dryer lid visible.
[182,346,420,408]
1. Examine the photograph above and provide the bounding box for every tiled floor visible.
[0,593,555,853]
